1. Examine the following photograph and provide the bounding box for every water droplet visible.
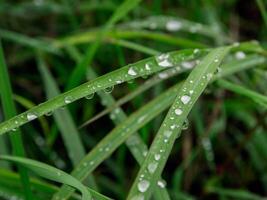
[158,72,168,79]
[206,73,213,81]
[182,118,189,130]
[85,93,95,99]
[138,180,150,193]
[157,180,166,188]
[181,95,191,104]
[147,161,158,174]
[128,67,137,76]
[189,90,194,95]
[145,63,151,70]
[181,61,195,69]
[156,54,172,67]
[214,58,219,63]
[116,80,122,84]
[174,108,183,116]
[64,96,73,104]
[104,85,114,93]
[235,51,246,60]
[164,130,172,138]
[166,20,182,31]
[45,111,53,116]
[27,113,37,121]
[154,154,161,161]
[193,49,200,55]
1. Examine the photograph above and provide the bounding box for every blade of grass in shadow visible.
[65,46,170,200]
[65,0,142,90]
[0,155,92,200]
[217,79,267,107]
[52,46,263,200]
[36,52,98,189]
[0,49,199,135]
[126,47,230,200]
[256,0,267,28]
[0,40,33,199]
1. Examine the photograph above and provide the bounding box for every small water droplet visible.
[174,108,183,116]
[235,51,246,60]
[138,180,150,193]
[157,180,166,188]
[64,96,73,104]
[214,58,219,63]
[145,63,151,70]
[154,154,161,161]
[181,95,191,104]
[166,20,182,31]
[181,61,195,69]
[158,72,168,79]
[128,67,137,76]
[147,161,158,174]
[182,118,189,130]
[27,113,37,121]
[156,54,172,67]
[164,130,172,138]
[104,85,114,93]
[86,93,95,99]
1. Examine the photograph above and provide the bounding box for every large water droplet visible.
[27,113,37,121]
[235,51,246,60]
[154,154,161,161]
[138,180,150,193]
[104,85,114,93]
[156,54,172,67]
[181,95,191,104]
[128,67,137,76]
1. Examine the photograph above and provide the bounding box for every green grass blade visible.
[0,40,33,199]
[256,0,267,28]
[217,79,267,107]
[0,155,92,200]
[0,49,198,135]
[126,47,230,199]
[65,0,142,90]
[36,53,97,189]
[0,29,59,54]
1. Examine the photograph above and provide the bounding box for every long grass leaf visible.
[0,40,33,199]
[126,47,230,199]
[0,155,92,200]
[0,49,200,135]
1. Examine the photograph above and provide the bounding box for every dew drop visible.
[154,154,161,161]
[157,180,166,188]
[27,113,37,121]
[164,130,172,138]
[158,72,168,79]
[64,96,73,104]
[128,67,137,76]
[235,51,246,60]
[138,180,150,193]
[206,73,213,81]
[145,63,151,70]
[104,85,114,93]
[166,20,182,31]
[181,95,191,104]
[147,161,158,174]
[182,118,189,130]
[214,58,219,63]
[174,108,183,116]
[181,61,195,69]
[85,93,95,99]
[156,54,172,67]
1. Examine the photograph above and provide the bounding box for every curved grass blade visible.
[66,0,142,90]
[119,15,229,41]
[126,47,230,200]
[0,49,199,135]
[36,53,97,189]
[0,168,112,200]
[53,47,265,200]
[55,29,207,49]
[0,40,33,199]
[0,155,92,200]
